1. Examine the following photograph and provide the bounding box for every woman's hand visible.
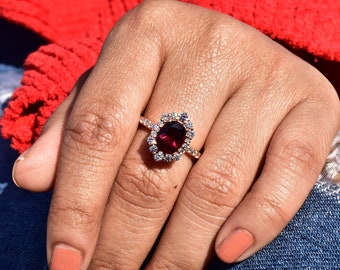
[12,0,340,268]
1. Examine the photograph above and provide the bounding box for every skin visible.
[12,0,340,269]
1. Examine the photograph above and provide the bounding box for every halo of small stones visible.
[145,112,195,162]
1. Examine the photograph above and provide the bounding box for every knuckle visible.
[192,19,235,73]
[251,192,291,228]
[187,154,247,222]
[134,0,172,18]
[195,18,239,63]
[205,17,252,54]
[124,0,173,36]
[307,71,340,112]
[269,138,320,177]
[115,157,173,210]
[204,18,234,47]
[49,194,100,232]
[90,249,133,270]
[150,254,188,270]
[64,101,126,152]
[89,258,113,270]
[105,0,170,59]
[300,61,338,98]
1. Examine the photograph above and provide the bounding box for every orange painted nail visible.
[50,246,81,270]
[217,229,254,263]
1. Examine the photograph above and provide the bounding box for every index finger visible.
[47,11,164,269]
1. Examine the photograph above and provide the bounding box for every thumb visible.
[12,69,91,191]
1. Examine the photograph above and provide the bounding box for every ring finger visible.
[88,21,243,269]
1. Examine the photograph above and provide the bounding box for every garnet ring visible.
[139,112,201,162]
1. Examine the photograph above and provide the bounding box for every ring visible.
[139,112,201,162]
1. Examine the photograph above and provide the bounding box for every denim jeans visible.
[0,64,339,269]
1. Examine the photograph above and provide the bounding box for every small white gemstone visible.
[154,151,164,161]
[157,121,164,127]
[165,154,172,162]
[180,112,188,122]
[173,153,181,161]
[182,143,189,151]
[153,125,160,132]
[187,130,195,139]
[178,148,185,154]
[161,113,169,122]
[151,130,157,137]
[147,136,156,145]
[149,145,158,153]
[185,138,191,144]
[185,121,193,129]
[169,112,177,120]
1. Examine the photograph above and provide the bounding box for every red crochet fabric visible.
[0,0,339,153]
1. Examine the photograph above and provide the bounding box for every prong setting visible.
[140,112,200,162]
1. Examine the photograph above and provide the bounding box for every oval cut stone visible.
[156,121,186,154]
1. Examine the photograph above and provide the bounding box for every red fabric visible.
[0,0,339,153]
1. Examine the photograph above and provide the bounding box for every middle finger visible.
[89,14,244,269]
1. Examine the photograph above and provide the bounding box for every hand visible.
[12,0,340,268]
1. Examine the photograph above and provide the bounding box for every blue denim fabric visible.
[208,188,340,269]
[0,65,339,269]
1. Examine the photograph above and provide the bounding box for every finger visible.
[88,2,252,267]
[11,85,77,191]
[215,95,340,264]
[145,65,297,268]
[47,12,164,269]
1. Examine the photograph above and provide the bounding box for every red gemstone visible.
[156,121,186,154]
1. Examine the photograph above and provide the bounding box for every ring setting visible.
[140,112,201,162]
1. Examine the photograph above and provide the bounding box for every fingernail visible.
[12,150,28,188]
[217,229,254,263]
[50,246,81,270]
